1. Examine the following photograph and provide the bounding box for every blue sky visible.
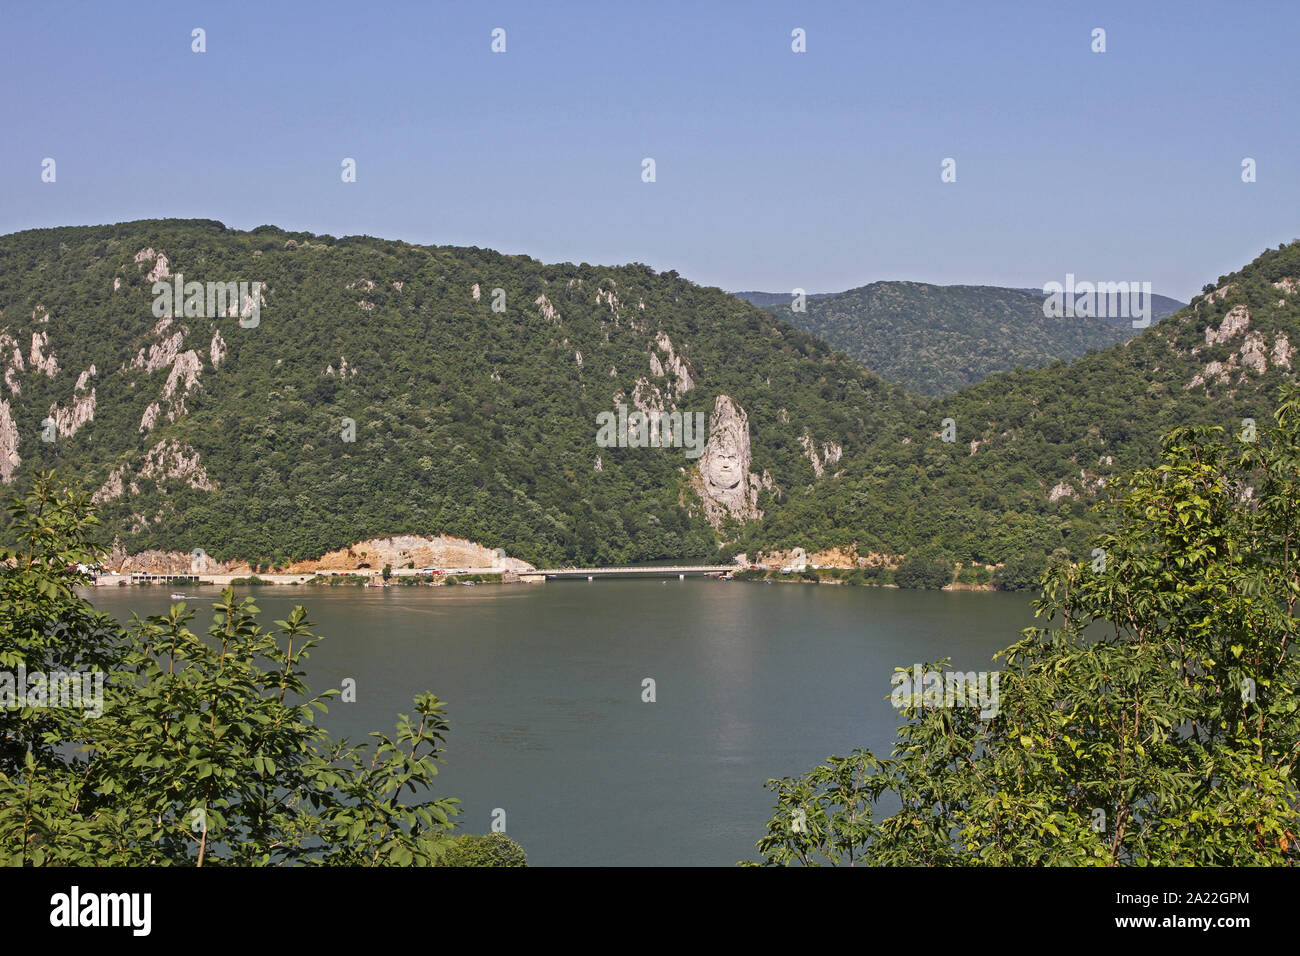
[2,0,1296,301]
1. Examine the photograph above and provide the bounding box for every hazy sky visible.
[3,0,1296,301]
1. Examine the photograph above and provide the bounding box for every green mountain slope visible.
[744,245,1300,571]
[0,219,921,567]
[0,220,1293,583]
[747,282,1183,396]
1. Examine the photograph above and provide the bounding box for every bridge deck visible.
[532,565,734,577]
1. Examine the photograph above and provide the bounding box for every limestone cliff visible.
[689,394,774,528]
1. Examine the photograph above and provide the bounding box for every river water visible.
[88,579,1036,866]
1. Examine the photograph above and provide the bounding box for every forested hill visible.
[744,242,1300,577]
[0,220,1294,582]
[0,219,922,567]
[746,282,1183,395]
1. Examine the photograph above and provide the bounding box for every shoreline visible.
[84,566,1010,593]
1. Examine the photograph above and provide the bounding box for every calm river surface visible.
[88,580,1037,866]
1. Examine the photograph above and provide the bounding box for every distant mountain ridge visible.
[736,282,1185,395]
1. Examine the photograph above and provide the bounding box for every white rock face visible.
[0,399,19,482]
[133,330,184,374]
[535,294,560,322]
[134,248,171,282]
[1048,480,1076,502]
[1239,332,1268,373]
[162,350,202,420]
[631,377,665,416]
[1188,312,1292,389]
[800,432,843,477]
[0,335,24,396]
[49,388,96,439]
[94,439,217,503]
[472,283,481,301]
[1205,304,1250,345]
[1204,282,1234,304]
[210,331,227,368]
[652,331,694,396]
[29,332,58,377]
[147,253,170,282]
[691,394,771,527]
[302,535,534,573]
[596,287,621,315]
[1273,334,1293,368]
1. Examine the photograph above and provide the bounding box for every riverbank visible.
[730,565,1004,592]
[88,567,515,588]
[91,566,1015,594]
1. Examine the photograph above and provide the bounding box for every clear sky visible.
[2,0,1296,301]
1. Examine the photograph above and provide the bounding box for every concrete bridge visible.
[520,565,735,583]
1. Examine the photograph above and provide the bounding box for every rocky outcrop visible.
[93,439,216,503]
[285,535,535,573]
[1047,480,1076,502]
[1204,304,1250,345]
[323,355,357,378]
[651,332,694,396]
[0,334,24,396]
[0,399,19,482]
[210,331,226,368]
[28,332,58,377]
[105,534,534,576]
[134,248,171,282]
[131,321,184,374]
[756,545,868,569]
[1045,465,1107,503]
[535,294,560,322]
[799,432,843,477]
[690,394,772,527]
[110,548,250,575]
[1188,304,1295,389]
[162,350,202,419]
[49,388,96,440]
[595,286,622,316]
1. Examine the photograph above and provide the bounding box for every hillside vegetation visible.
[751,282,1182,396]
[0,220,1295,585]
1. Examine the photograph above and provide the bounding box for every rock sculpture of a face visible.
[693,394,765,526]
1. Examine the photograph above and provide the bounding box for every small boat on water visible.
[170,593,187,600]
[460,581,476,587]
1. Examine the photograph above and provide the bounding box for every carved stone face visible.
[707,443,742,492]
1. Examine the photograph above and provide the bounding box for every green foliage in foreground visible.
[437,832,528,867]
[748,387,1300,866]
[0,479,524,866]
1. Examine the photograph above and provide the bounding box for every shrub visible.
[437,833,528,867]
